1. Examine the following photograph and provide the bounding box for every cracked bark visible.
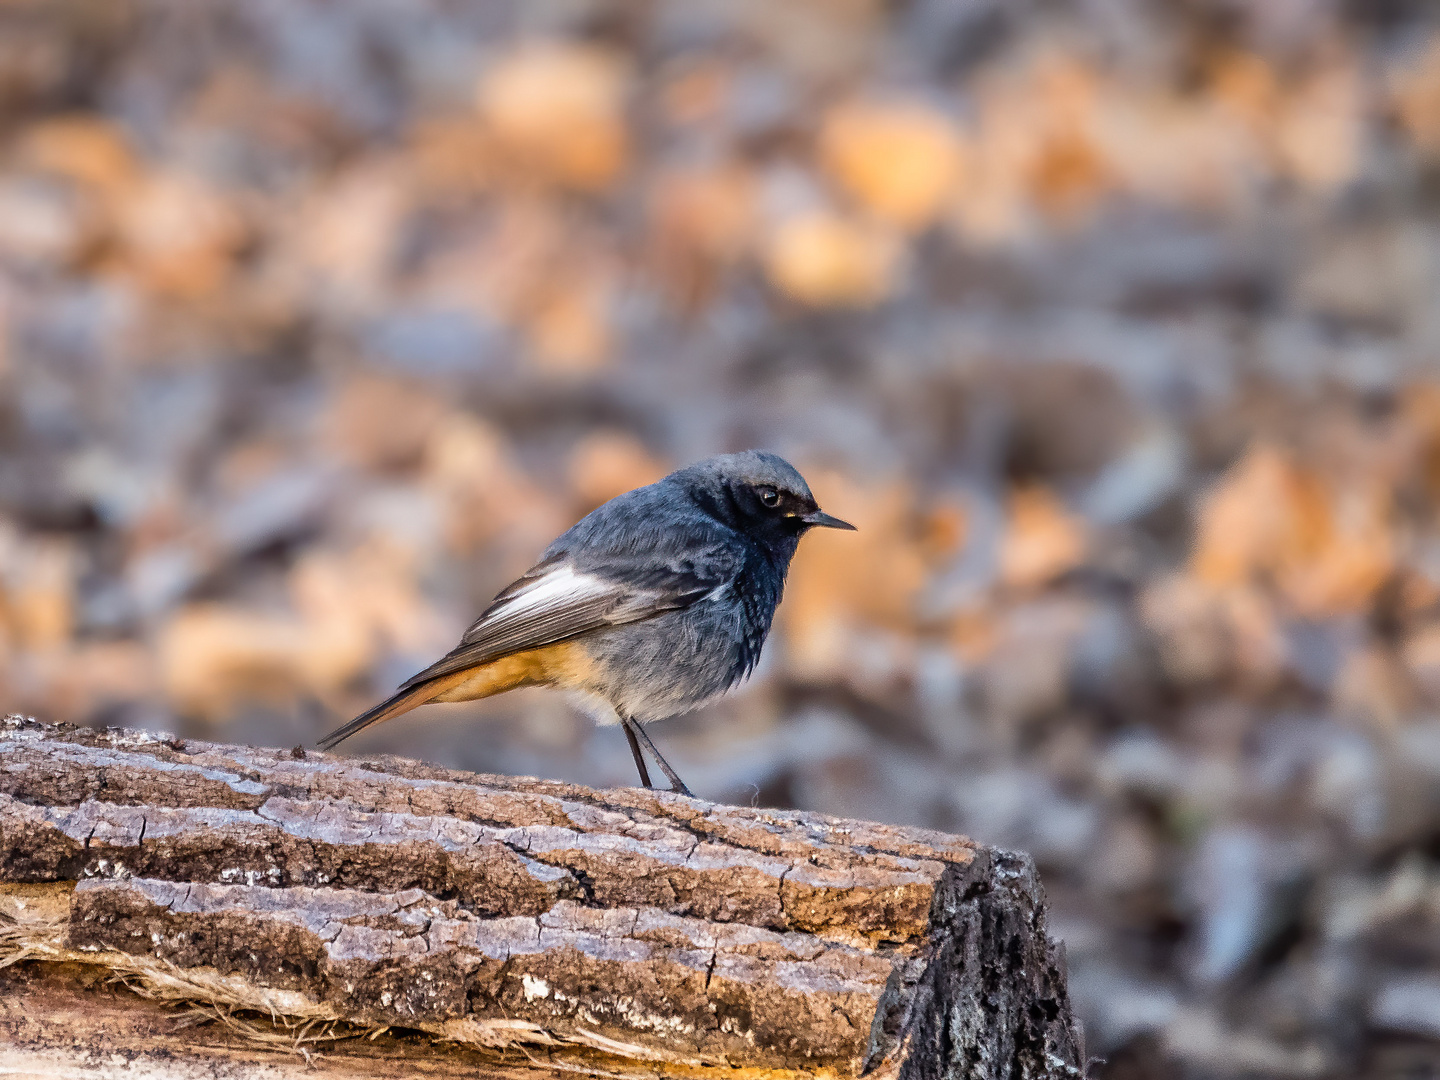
[0,716,1082,1078]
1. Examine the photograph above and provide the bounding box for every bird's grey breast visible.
[582,546,784,721]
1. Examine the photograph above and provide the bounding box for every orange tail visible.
[317,642,588,751]
[316,671,468,751]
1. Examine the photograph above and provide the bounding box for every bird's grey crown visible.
[542,450,816,566]
[670,450,814,502]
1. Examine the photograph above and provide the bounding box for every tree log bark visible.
[0,715,1083,1078]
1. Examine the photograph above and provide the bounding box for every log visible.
[0,715,1083,1079]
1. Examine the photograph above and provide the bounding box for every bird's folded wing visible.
[397,553,735,690]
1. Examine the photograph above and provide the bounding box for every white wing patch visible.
[485,563,614,623]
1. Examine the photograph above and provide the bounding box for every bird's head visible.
[677,451,855,550]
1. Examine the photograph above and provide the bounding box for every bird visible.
[316,450,854,797]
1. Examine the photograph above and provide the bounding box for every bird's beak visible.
[802,509,857,530]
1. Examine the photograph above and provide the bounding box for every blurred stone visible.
[946,767,1099,865]
[1067,961,1179,1051]
[716,0,882,80]
[310,539,447,657]
[656,59,730,130]
[796,744,959,829]
[338,484,445,564]
[365,307,504,375]
[914,645,979,759]
[979,596,1092,734]
[1191,443,1394,617]
[1187,826,1314,986]
[1164,1008,1331,1077]
[1253,945,1364,1046]
[40,640,155,722]
[647,165,755,308]
[1333,643,1417,728]
[1296,224,1436,328]
[422,413,569,561]
[1286,617,1363,694]
[1370,975,1440,1040]
[1096,731,1190,801]
[1381,722,1440,853]
[1070,599,1150,705]
[1322,855,1435,943]
[126,545,203,618]
[212,465,334,556]
[1401,622,1440,703]
[0,177,94,270]
[1140,575,1288,688]
[720,707,875,797]
[407,116,495,200]
[1090,814,1160,895]
[1304,727,1387,841]
[1078,426,1184,525]
[287,549,396,693]
[725,67,802,139]
[525,270,613,372]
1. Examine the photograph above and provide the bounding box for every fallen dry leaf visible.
[1192,443,1330,588]
[647,164,755,308]
[999,485,1087,590]
[778,472,927,685]
[323,376,450,473]
[0,537,75,652]
[159,605,307,723]
[114,172,248,298]
[762,210,899,307]
[18,115,139,195]
[1193,443,1393,616]
[477,42,630,191]
[820,98,964,231]
[567,431,669,510]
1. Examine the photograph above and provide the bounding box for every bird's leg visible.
[627,719,694,798]
[618,712,653,789]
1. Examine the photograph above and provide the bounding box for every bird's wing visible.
[397,548,738,691]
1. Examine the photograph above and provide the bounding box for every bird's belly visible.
[580,608,753,722]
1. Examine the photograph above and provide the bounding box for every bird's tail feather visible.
[316,671,467,751]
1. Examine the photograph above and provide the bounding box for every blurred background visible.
[2,0,1440,1075]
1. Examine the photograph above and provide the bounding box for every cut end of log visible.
[0,715,1083,1078]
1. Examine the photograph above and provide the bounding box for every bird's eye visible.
[759,487,781,508]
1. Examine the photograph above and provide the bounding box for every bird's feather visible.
[395,549,737,692]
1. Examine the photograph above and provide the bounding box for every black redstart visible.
[317,450,854,796]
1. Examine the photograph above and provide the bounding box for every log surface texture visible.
[0,716,1082,1079]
